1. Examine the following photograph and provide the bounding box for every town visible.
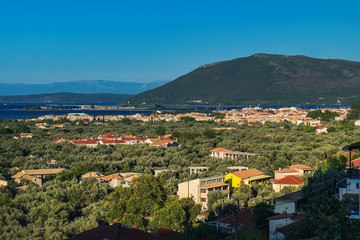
[1,105,360,239]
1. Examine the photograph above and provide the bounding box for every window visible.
[356,183,359,189]
[201,198,207,202]
[200,189,207,193]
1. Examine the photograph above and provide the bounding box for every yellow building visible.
[225,168,271,188]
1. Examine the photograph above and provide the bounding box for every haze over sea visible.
[0,103,350,120]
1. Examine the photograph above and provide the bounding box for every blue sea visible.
[0,103,350,120]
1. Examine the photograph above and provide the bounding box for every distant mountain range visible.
[127,53,360,105]
[0,80,169,95]
[0,92,133,103]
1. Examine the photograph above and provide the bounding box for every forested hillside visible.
[128,53,360,105]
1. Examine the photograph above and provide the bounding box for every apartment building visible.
[177,175,229,210]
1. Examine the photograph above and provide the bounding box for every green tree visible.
[120,118,132,125]
[304,194,360,239]
[180,116,196,122]
[0,128,13,134]
[203,129,216,139]
[252,201,275,233]
[16,124,30,133]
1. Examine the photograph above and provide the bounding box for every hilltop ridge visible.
[127,54,360,105]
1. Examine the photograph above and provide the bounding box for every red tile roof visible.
[274,168,299,173]
[289,164,313,171]
[71,139,98,145]
[272,175,303,185]
[101,173,124,181]
[100,139,126,144]
[99,132,118,139]
[230,169,264,179]
[214,207,254,228]
[210,147,231,152]
[346,158,360,168]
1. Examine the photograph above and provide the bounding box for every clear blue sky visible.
[1,0,359,84]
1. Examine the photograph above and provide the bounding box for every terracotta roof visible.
[210,147,231,152]
[81,172,105,178]
[272,175,303,185]
[11,169,65,179]
[346,158,360,168]
[289,165,313,171]
[66,223,162,240]
[100,139,126,144]
[120,135,148,141]
[101,173,124,181]
[214,207,254,228]
[230,169,264,179]
[71,140,98,145]
[151,228,182,240]
[99,132,118,139]
[274,168,299,173]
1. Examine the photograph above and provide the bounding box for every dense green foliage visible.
[306,109,339,121]
[304,194,360,239]
[128,53,360,105]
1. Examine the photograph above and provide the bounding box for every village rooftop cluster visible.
[28,107,349,126]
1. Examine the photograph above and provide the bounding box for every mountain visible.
[0,80,169,95]
[0,92,133,103]
[127,54,360,105]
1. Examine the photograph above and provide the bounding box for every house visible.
[98,139,126,145]
[336,177,360,219]
[52,124,65,129]
[346,158,360,169]
[11,168,65,186]
[225,169,271,187]
[227,166,248,172]
[267,191,307,240]
[118,172,141,187]
[101,173,124,188]
[273,190,305,214]
[71,139,99,147]
[274,168,299,180]
[272,175,303,192]
[98,132,119,139]
[153,169,176,177]
[315,126,328,134]
[177,175,229,210]
[189,166,209,174]
[0,180,8,187]
[210,147,259,160]
[20,133,33,138]
[65,223,162,240]
[267,212,306,240]
[121,135,151,144]
[149,137,178,147]
[289,165,313,175]
[81,172,105,180]
[206,208,255,234]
